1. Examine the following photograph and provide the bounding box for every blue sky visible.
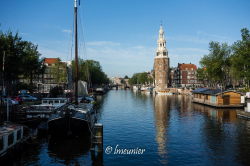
[0,0,250,77]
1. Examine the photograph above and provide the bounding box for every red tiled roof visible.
[44,58,59,64]
[178,63,197,70]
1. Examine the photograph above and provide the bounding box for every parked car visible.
[11,96,23,103]
[2,98,19,105]
[18,94,38,102]
[18,89,30,94]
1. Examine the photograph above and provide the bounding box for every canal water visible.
[5,90,250,166]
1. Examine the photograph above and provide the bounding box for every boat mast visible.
[74,0,79,105]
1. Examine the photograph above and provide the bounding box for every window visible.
[0,136,3,151]
[17,129,21,140]
[8,133,14,146]
[55,100,59,104]
[205,95,208,100]
[60,100,65,103]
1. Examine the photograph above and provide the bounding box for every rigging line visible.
[65,5,74,64]
[78,5,92,88]
[70,14,74,63]
[78,6,87,60]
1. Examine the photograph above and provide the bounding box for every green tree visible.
[124,75,129,79]
[72,59,109,86]
[22,41,44,85]
[196,68,207,85]
[231,28,250,88]
[129,72,153,85]
[0,30,44,94]
[0,31,24,83]
[200,41,231,87]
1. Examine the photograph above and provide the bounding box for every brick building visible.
[39,58,68,93]
[173,63,200,87]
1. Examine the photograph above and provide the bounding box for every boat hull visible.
[48,116,91,137]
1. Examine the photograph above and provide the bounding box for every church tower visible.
[154,25,170,92]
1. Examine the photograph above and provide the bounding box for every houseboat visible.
[192,88,244,108]
[0,123,28,158]
[24,98,68,119]
[236,92,250,119]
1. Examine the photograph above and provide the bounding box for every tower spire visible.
[156,25,168,57]
[154,25,170,92]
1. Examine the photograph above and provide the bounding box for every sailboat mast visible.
[74,0,79,105]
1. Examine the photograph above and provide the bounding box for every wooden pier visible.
[236,110,250,119]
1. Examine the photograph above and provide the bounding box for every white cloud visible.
[82,41,155,77]
[168,31,234,44]
[62,29,72,34]
[86,41,121,46]
[169,47,208,54]
[37,39,210,77]
[168,35,208,44]
[169,47,209,67]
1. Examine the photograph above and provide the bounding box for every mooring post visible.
[91,123,103,164]
[94,123,103,151]
[7,98,9,121]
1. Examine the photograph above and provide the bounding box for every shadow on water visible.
[48,136,102,165]
[48,137,91,165]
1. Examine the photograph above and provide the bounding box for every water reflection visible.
[193,103,250,165]
[153,95,171,164]
[193,103,237,122]
[153,95,250,165]
[236,120,250,165]
[2,91,250,166]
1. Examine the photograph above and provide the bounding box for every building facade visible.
[154,25,170,92]
[173,63,199,87]
[37,58,68,93]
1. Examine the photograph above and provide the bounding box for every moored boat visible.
[0,122,29,158]
[48,103,95,137]
[24,98,68,119]
[47,0,96,137]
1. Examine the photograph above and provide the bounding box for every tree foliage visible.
[72,59,109,86]
[200,41,231,86]
[128,72,153,85]
[231,28,250,87]
[0,30,44,94]
[199,28,250,88]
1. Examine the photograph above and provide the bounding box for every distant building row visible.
[20,58,71,93]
